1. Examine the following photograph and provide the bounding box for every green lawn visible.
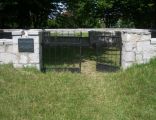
[0,59,156,120]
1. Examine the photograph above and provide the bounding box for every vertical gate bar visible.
[74,31,76,68]
[103,36,105,64]
[66,33,67,68]
[73,35,74,67]
[110,34,112,70]
[74,32,76,67]
[49,33,51,68]
[96,34,99,65]
[110,35,112,67]
[116,37,118,66]
[119,35,122,66]
[80,32,82,72]
[42,32,45,72]
[60,41,62,68]
[117,37,119,66]
[50,32,52,68]
[67,33,69,67]
[63,35,65,67]
[54,32,57,67]
[114,36,116,66]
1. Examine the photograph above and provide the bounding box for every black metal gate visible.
[41,31,122,73]
[41,31,82,73]
[96,32,122,72]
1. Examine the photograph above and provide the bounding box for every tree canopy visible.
[0,0,156,28]
[0,0,56,28]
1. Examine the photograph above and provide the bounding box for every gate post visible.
[121,30,155,69]
[12,30,42,70]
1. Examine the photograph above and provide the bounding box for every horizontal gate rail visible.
[45,67,81,73]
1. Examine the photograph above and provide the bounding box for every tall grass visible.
[0,59,156,120]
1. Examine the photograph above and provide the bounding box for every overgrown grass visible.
[0,59,156,120]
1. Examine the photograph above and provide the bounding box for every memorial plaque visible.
[18,38,34,52]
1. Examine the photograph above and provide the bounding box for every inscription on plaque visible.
[18,38,34,52]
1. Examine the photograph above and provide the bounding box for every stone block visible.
[137,41,151,52]
[35,64,40,70]
[126,33,141,42]
[13,44,19,53]
[5,44,13,52]
[122,51,135,62]
[0,41,4,45]
[28,54,40,63]
[0,45,5,52]
[123,42,136,51]
[151,38,156,44]
[32,36,40,44]
[121,32,127,42]
[34,43,40,53]
[143,51,156,60]
[122,61,134,69]
[12,36,20,44]
[0,53,14,64]
[13,54,20,64]
[24,63,40,70]
[136,54,143,63]
[19,54,28,64]
[141,34,151,41]
[143,58,150,64]
[13,64,23,68]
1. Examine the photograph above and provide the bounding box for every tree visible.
[55,0,100,28]
[96,0,156,28]
[0,0,61,28]
[0,0,156,28]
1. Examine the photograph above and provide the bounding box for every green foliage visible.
[56,0,100,28]
[115,19,135,28]
[0,0,58,28]
[96,0,156,28]
[0,0,156,28]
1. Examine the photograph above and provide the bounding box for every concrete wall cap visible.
[12,30,42,36]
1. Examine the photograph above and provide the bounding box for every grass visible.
[0,59,156,120]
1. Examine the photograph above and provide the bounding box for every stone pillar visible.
[0,39,14,64]
[121,30,156,69]
[12,30,42,70]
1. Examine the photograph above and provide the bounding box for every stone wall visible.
[122,30,156,69]
[0,30,42,70]
[0,29,156,70]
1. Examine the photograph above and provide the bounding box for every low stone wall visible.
[0,29,156,70]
